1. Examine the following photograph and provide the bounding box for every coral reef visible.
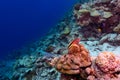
[74,0,120,37]
[12,55,60,80]
[49,46,120,80]
[99,33,120,45]
[95,52,118,73]
[87,52,120,80]
[2,0,120,80]
[14,55,36,69]
[49,38,91,74]
[12,55,37,80]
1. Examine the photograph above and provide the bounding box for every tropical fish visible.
[68,38,80,49]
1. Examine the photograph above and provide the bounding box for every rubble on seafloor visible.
[1,0,120,80]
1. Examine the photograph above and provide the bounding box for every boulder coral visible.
[49,38,91,79]
[95,52,118,73]
[49,38,120,80]
[87,52,120,80]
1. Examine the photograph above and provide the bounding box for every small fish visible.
[68,38,80,49]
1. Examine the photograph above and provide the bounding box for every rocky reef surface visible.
[1,0,120,80]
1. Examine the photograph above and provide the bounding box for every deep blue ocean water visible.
[0,0,80,60]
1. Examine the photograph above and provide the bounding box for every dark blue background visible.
[0,0,78,59]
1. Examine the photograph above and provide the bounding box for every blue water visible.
[0,0,79,60]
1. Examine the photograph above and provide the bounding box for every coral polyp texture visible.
[49,38,91,75]
[95,52,118,73]
[89,52,120,80]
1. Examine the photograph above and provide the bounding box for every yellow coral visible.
[102,11,113,18]
[78,9,90,13]
[90,10,101,17]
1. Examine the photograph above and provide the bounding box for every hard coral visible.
[90,9,100,17]
[86,52,120,80]
[114,23,120,34]
[102,11,113,18]
[95,52,118,73]
[49,38,91,76]
[49,38,120,80]
[73,0,120,34]
[76,12,91,26]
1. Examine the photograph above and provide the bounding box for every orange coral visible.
[48,39,120,80]
[49,38,91,75]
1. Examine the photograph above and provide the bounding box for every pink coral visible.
[95,52,118,73]
[48,39,120,80]
[86,52,120,80]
